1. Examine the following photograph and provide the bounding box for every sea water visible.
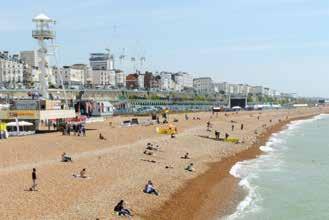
[227,114,329,220]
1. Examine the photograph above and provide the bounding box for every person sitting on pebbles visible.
[99,133,106,140]
[73,168,88,178]
[61,152,72,162]
[79,168,87,178]
[143,150,153,156]
[146,144,159,151]
[114,200,132,217]
[143,180,159,196]
[185,163,195,172]
[181,152,190,159]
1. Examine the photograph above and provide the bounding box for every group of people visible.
[62,123,86,136]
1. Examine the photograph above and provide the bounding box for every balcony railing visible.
[32,30,55,39]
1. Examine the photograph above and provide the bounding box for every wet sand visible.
[0,107,326,219]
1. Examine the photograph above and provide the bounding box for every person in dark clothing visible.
[82,126,86,136]
[73,124,77,136]
[215,130,220,140]
[114,200,132,216]
[241,124,244,130]
[99,133,106,140]
[225,133,229,140]
[30,168,37,191]
[231,124,234,131]
[67,125,71,136]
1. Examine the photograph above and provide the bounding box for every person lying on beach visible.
[61,152,72,162]
[143,150,153,156]
[114,200,132,217]
[181,152,190,159]
[173,118,179,122]
[165,165,174,169]
[185,163,194,172]
[141,159,157,163]
[99,133,106,140]
[143,180,159,196]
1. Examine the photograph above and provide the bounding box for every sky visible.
[1,0,329,97]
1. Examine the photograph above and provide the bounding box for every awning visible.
[7,121,34,126]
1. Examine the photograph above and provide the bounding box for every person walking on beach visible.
[225,133,229,140]
[215,130,220,140]
[241,124,244,130]
[206,121,211,131]
[30,168,37,191]
[231,124,234,131]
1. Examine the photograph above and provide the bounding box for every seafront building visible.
[0,50,287,99]
[20,50,40,68]
[0,51,24,88]
[52,65,85,88]
[193,77,214,94]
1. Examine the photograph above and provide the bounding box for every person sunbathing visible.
[143,180,159,196]
[143,150,153,156]
[114,200,132,217]
[61,152,72,162]
[181,152,190,159]
[185,163,194,172]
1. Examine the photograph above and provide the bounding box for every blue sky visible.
[1,0,329,97]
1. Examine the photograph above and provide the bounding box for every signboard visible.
[13,100,39,110]
[0,110,39,120]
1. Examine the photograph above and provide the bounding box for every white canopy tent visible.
[6,121,35,136]
[6,121,34,126]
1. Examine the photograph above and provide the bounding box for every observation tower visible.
[32,13,56,99]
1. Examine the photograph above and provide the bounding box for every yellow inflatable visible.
[225,137,239,143]
[156,124,177,135]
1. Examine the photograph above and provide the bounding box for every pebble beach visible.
[0,107,326,220]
